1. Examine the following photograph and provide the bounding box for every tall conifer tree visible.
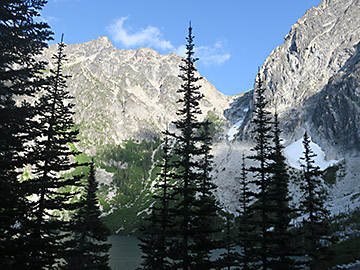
[0,1,52,267]
[268,112,297,270]
[237,155,257,270]
[169,22,202,269]
[192,120,221,269]
[21,37,83,269]
[247,72,273,270]
[299,132,330,270]
[138,133,173,270]
[66,161,111,270]
[168,23,219,270]
[217,213,239,270]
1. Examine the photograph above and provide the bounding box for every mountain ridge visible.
[41,36,234,155]
[35,0,360,236]
[233,0,360,159]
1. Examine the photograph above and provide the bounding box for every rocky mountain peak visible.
[72,36,114,53]
[235,0,360,157]
[91,36,113,46]
[263,0,360,112]
[134,47,161,59]
[40,38,233,154]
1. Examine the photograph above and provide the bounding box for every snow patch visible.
[116,226,124,234]
[334,260,360,269]
[95,167,114,186]
[136,201,155,216]
[227,119,243,141]
[284,137,339,171]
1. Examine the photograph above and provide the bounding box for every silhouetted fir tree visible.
[268,112,298,270]
[0,1,52,267]
[167,23,211,270]
[21,38,83,269]
[138,211,170,270]
[192,120,222,269]
[66,161,111,270]
[237,155,257,270]
[299,132,330,270]
[216,213,239,270]
[138,133,174,270]
[247,72,274,270]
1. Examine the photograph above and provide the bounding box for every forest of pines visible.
[1,1,333,270]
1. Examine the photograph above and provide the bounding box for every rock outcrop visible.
[41,37,233,153]
[234,0,360,158]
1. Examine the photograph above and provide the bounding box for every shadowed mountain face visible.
[311,43,360,154]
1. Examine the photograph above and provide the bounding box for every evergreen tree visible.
[168,23,219,270]
[66,161,111,270]
[0,1,52,267]
[192,120,221,269]
[237,155,257,270]
[138,133,174,270]
[20,37,83,269]
[169,22,203,270]
[299,132,330,270]
[268,112,297,270]
[217,213,239,270]
[247,72,274,270]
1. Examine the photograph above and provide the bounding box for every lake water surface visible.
[107,236,241,270]
[108,236,142,270]
[107,237,360,270]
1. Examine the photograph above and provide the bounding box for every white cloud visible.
[107,17,174,51]
[174,40,230,66]
[106,17,231,66]
[196,40,231,66]
[174,45,186,56]
[37,15,58,24]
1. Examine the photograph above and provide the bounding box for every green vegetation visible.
[322,208,360,268]
[58,139,164,234]
[325,236,360,268]
[322,161,345,186]
[101,190,154,235]
[99,139,162,203]
[93,139,164,234]
[200,109,225,138]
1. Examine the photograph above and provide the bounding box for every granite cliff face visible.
[41,37,232,154]
[217,0,360,215]
[234,0,360,158]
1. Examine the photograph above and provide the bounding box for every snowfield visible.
[227,119,243,141]
[284,137,339,171]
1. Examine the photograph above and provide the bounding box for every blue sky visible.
[41,0,322,96]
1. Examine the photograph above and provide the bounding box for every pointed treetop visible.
[60,33,64,44]
[187,21,193,39]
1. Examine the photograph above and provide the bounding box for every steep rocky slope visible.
[41,37,233,154]
[218,0,360,215]
[233,0,360,158]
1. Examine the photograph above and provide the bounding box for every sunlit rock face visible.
[232,0,360,158]
[41,37,233,153]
